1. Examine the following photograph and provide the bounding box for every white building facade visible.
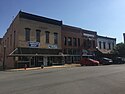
[97,36,116,53]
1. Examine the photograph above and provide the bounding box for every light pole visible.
[3,45,6,70]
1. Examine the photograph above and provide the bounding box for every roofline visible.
[62,24,97,34]
[97,35,116,40]
[19,11,62,26]
[63,24,82,30]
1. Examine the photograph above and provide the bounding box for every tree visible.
[111,43,125,57]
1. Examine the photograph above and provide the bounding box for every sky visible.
[0,0,125,43]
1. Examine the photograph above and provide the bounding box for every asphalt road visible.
[1,65,125,94]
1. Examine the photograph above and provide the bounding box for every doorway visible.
[30,57,37,67]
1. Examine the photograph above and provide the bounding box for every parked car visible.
[113,57,125,64]
[80,58,100,66]
[100,57,113,65]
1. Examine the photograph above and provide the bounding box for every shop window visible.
[67,56,71,61]
[72,49,76,55]
[67,49,72,54]
[64,49,67,54]
[76,49,80,55]
[18,57,29,61]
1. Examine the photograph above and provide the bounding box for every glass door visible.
[30,57,35,67]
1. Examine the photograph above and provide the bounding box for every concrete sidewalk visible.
[7,64,81,71]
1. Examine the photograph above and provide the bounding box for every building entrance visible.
[30,57,36,67]
[30,56,44,67]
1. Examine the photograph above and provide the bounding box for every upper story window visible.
[84,40,87,49]
[86,39,91,49]
[68,37,72,46]
[78,38,80,47]
[84,39,90,49]
[64,37,67,46]
[112,43,114,49]
[73,38,77,46]
[13,31,16,48]
[92,40,96,48]
[108,43,111,50]
[99,41,102,49]
[7,37,9,48]
[36,30,41,42]
[103,42,106,49]
[45,31,50,43]
[10,34,12,47]
[25,28,30,41]
[54,33,58,44]
[2,42,4,46]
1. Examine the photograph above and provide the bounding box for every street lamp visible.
[3,45,6,70]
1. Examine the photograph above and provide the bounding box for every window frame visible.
[45,31,50,44]
[73,38,77,46]
[36,30,41,42]
[25,28,30,42]
[54,32,58,44]
[68,37,72,46]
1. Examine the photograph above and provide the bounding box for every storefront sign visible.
[28,42,40,48]
[48,44,58,49]
[82,49,95,56]
[83,33,95,37]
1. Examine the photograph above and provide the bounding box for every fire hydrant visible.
[24,64,27,70]
[41,64,44,69]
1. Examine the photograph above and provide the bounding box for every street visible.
[1,65,125,94]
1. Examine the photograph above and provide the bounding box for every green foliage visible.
[112,43,125,57]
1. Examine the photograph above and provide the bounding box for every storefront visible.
[9,47,64,68]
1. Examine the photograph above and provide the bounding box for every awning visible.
[8,47,82,57]
[9,54,64,57]
[9,54,81,57]
[9,47,62,57]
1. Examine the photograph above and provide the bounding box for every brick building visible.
[1,11,63,68]
[61,25,82,63]
[61,25,97,63]
[0,11,116,69]
[0,38,3,67]
[82,29,97,56]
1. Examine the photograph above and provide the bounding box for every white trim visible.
[9,48,18,55]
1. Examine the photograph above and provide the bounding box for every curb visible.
[6,64,81,72]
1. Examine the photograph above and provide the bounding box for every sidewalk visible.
[7,64,81,71]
